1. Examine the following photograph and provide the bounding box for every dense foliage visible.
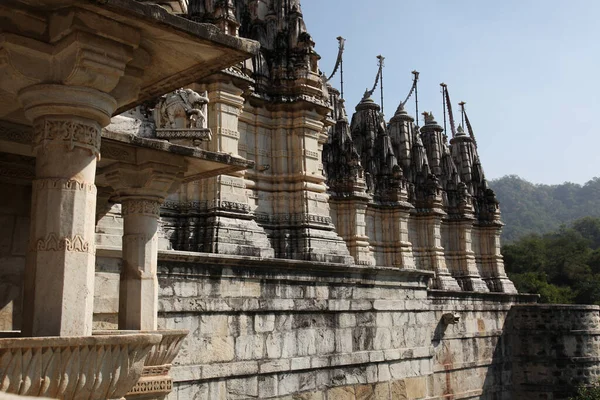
[502,217,600,304]
[489,175,600,242]
[569,383,600,400]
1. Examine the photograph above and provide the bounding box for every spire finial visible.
[412,70,420,126]
[327,36,346,98]
[377,55,385,115]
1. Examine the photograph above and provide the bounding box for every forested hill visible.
[488,175,600,242]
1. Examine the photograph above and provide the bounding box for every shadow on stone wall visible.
[483,304,600,400]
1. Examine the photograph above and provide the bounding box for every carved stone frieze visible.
[122,199,162,217]
[35,233,93,254]
[33,117,102,158]
[0,122,32,144]
[0,162,34,180]
[127,377,172,397]
[33,178,97,193]
[155,128,212,142]
[101,142,133,161]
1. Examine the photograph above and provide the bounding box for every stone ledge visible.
[509,329,600,335]
[511,355,600,363]
[511,303,600,311]
[97,246,433,288]
[158,250,433,279]
[157,298,434,313]
[437,329,505,340]
[171,346,433,382]
[428,289,539,303]
[432,358,499,373]
[101,130,252,169]
[426,388,484,400]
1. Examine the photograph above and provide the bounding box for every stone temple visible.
[0,0,599,399]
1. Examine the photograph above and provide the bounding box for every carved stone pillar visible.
[20,85,117,337]
[105,162,183,331]
[120,198,161,331]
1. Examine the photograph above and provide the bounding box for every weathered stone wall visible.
[94,251,536,399]
[507,304,600,400]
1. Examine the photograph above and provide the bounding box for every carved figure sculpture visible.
[156,88,209,129]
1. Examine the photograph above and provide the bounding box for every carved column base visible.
[274,226,355,264]
[202,213,275,257]
[434,272,463,291]
[484,276,518,294]
[456,275,491,292]
[346,239,376,266]
[330,199,375,266]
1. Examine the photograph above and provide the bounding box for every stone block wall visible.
[93,251,536,399]
[507,304,600,400]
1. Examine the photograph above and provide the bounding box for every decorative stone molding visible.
[101,143,133,161]
[0,333,161,400]
[257,212,333,226]
[128,330,188,399]
[33,178,97,193]
[35,233,93,254]
[0,123,32,144]
[155,128,212,142]
[218,127,240,139]
[122,199,162,217]
[94,330,188,400]
[33,117,102,158]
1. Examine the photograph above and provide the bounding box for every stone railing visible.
[95,330,188,400]
[0,333,161,400]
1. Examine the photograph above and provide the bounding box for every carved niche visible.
[154,88,212,147]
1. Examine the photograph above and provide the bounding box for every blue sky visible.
[301,1,600,184]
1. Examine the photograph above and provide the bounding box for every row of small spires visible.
[354,90,478,145]
[327,37,475,142]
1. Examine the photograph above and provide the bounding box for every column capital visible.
[104,162,184,201]
[121,198,162,218]
[20,84,118,128]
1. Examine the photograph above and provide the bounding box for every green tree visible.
[509,272,575,304]
[502,217,600,305]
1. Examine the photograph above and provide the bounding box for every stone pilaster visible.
[476,225,518,293]
[20,85,117,336]
[443,219,489,292]
[330,197,375,266]
[417,212,461,291]
[390,206,417,269]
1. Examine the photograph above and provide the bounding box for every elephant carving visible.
[155,88,209,130]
